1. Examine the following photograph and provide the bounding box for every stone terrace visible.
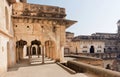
[2,63,97,77]
[2,57,97,77]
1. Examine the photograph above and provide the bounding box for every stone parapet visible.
[12,3,66,18]
[67,61,120,77]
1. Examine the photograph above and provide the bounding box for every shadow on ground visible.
[8,58,55,72]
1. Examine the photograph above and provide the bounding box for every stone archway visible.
[16,39,27,63]
[30,39,41,58]
[90,45,95,53]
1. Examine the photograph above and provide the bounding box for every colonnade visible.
[16,39,57,63]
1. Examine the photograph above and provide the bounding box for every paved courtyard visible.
[2,56,98,77]
[3,63,90,77]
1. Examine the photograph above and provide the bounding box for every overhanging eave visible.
[12,15,77,28]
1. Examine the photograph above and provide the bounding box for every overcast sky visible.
[28,0,120,36]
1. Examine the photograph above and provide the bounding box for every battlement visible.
[12,3,66,18]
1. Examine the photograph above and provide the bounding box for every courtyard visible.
[2,57,97,77]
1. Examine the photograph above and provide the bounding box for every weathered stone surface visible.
[67,61,120,77]
[12,3,66,18]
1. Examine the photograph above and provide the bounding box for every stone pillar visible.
[21,47,24,59]
[54,46,57,60]
[18,47,21,62]
[60,45,64,61]
[44,45,46,57]
[42,45,44,64]
[52,47,55,59]
[19,47,23,60]
[30,46,32,58]
[59,26,66,61]
[27,46,31,60]
[51,47,53,59]
[46,45,48,57]
[16,47,19,63]
[48,46,50,58]
[26,46,31,64]
[50,47,52,59]
[37,45,40,58]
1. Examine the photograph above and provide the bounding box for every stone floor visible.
[3,63,91,77]
[3,56,97,77]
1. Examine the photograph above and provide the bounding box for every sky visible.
[28,0,120,36]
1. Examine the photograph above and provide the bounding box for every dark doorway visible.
[32,47,36,55]
[90,46,95,53]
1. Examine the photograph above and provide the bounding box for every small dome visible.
[117,20,120,24]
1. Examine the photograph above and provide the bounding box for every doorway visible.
[90,45,95,53]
